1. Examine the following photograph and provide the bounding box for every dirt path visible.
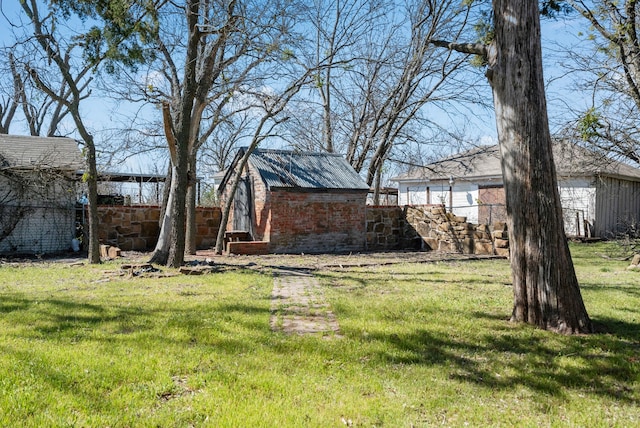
[270,268,340,337]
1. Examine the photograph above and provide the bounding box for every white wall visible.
[595,176,640,237]
[558,178,596,236]
[449,182,479,223]
[398,180,480,223]
[398,183,429,205]
[397,175,640,238]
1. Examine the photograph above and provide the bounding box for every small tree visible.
[137,0,303,266]
[213,77,311,254]
[16,0,155,263]
[19,0,102,263]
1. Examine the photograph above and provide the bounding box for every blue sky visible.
[0,2,598,177]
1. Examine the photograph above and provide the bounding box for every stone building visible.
[218,148,370,254]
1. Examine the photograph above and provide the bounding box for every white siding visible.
[450,182,479,223]
[399,180,480,222]
[558,178,596,236]
[398,183,430,205]
[396,173,640,238]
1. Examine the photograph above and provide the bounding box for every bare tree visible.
[432,1,592,333]
[561,0,640,164]
[199,104,255,173]
[0,46,76,137]
[298,0,385,153]
[0,51,21,134]
[213,74,313,254]
[289,0,483,203]
[135,0,304,265]
[18,0,102,263]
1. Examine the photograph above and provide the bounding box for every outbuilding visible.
[0,134,83,254]
[218,148,370,253]
[391,141,640,238]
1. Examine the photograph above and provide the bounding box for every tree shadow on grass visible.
[580,282,640,299]
[364,320,639,404]
[0,296,31,314]
[591,315,640,342]
[1,293,273,350]
[0,294,278,413]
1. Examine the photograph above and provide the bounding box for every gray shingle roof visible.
[0,134,84,171]
[224,148,369,191]
[392,141,640,182]
[392,145,501,182]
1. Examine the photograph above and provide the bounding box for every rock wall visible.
[97,205,221,251]
[366,206,403,250]
[402,205,509,256]
[95,203,507,256]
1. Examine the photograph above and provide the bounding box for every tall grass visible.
[0,243,637,426]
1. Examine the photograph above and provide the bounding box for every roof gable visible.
[0,135,84,171]
[392,141,640,182]
[222,148,369,191]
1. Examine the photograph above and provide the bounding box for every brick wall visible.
[97,205,221,251]
[268,190,367,253]
[96,203,507,255]
[251,169,271,240]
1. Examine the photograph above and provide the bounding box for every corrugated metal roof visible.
[391,141,640,182]
[0,134,84,171]
[237,148,369,190]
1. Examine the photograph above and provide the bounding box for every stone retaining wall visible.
[402,205,509,256]
[95,203,506,256]
[96,205,221,251]
[364,204,509,256]
[365,206,403,250]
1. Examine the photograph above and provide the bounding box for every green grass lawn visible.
[0,243,638,427]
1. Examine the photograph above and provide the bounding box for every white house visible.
[0,135,84,254]
[391,141,640,238]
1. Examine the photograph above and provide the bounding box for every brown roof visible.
[392,141,640,182]
[0,134,84,171]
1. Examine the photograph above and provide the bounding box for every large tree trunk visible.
[489,0,592,333]
[167,145,188,268]
[149,166,177,265]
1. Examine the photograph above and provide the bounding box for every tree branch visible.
[429,39,487,56]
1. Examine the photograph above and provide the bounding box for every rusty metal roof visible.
[228,148,369,191]
[0,134,84,171]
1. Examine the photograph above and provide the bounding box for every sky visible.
[0,2,599,183]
